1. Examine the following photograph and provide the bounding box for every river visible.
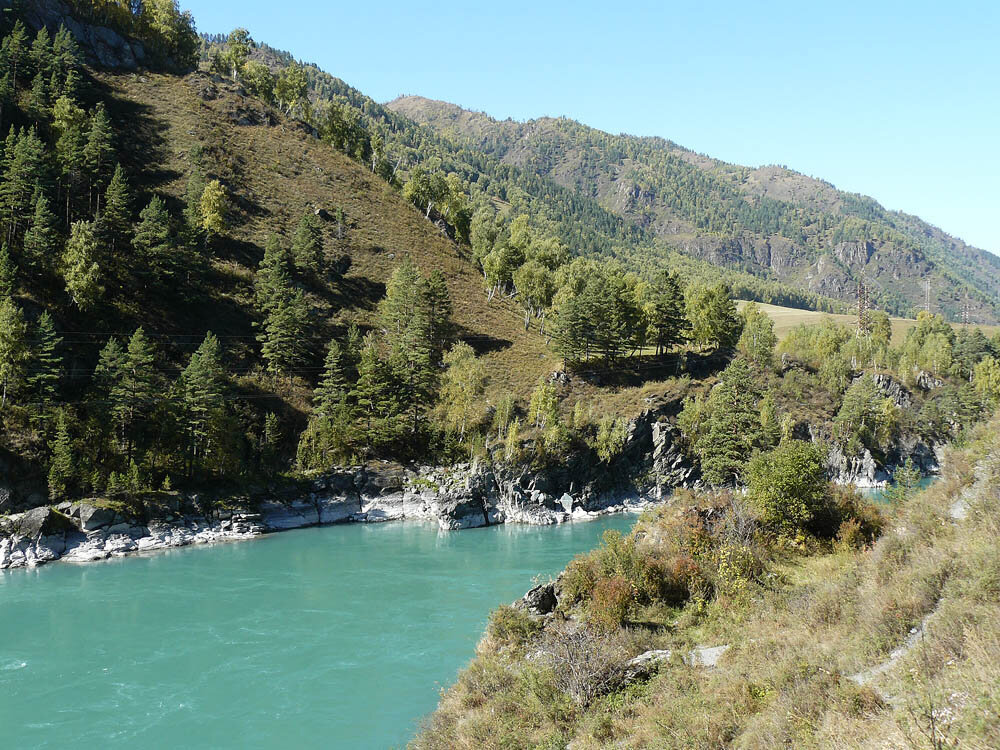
[0,515,635,748]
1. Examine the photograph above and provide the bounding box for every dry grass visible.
[413,417,1000,749]
[96,70,555,417]
[737,301,1000,346]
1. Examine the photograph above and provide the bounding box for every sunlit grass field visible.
[738,301,1000,345]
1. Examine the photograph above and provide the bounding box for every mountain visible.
[0,4,554,509]
[213,38,851,315]
[388,96,1000,323]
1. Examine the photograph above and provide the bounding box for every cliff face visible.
[19,0,148,69]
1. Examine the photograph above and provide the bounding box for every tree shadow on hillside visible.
[570,350,734,388]
[323,276,385,313]
[88,76,179,189]
[456,327,513,356]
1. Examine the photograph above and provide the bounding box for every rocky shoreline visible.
[0,462,665,570]
[1,393,941,570]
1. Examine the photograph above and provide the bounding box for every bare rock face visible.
[517,583,558,616]
[74,503,116,531]
[22,0,148,70]
[826,445,890,488]
[865,373,913,409]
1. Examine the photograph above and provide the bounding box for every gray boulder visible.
[76,504,116,531]
[518,583,558,615]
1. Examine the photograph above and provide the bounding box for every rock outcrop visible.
[21,0,148,69]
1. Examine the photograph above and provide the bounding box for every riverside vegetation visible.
[0,2,998,748]
[414,413,1000,749]
[2,7,1000,523]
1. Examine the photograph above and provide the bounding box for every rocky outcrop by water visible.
[1,405,697,569]
[0,396,943,569]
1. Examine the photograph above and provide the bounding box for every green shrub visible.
[715,540,763,596]
[487,605,543,649]
[747,440,830,535]
[562,554,600,604]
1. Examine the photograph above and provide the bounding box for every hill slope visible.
[99,70,553,399]
[389,95,1000,323]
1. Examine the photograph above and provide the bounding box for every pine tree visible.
[29,27,53,79]
[352,335,397,450]
[0,243,15,296]
[133,195,174,284]
[94,337,127,453]
[125,326,156,415]
[259,286,310,381]
[53,97,87,225]
[0,295,27,408]
[27,72,49,124]
[254,234,294,314]
[344,322,363,380]
[5,22,29,86]
[314,339,350,417]
[697,358,763,485]
[62,220,103,310]
[261,411,281,475]
[378,257,423,340]
[423,268,454,361]
[0,73,13,134]
[649,270,688,355]
[379,260,437,433]
[1,127,49,242]
[47,408,75,500]
[51,25,81,83]
[296,395,355,470]
[27,310,61,406]
[23,191,60,273]
[551,287,588,363]
[179,332,227,474]
[99,164,132,259]
[290,211,323,273]
[84,102,114,209]
[759,392,781,449]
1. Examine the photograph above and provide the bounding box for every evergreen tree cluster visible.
[296,259,467,468]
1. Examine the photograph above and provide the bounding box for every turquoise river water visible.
[0,515,635,748]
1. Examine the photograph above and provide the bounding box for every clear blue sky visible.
[183,0,1000,254]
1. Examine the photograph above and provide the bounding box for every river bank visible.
[0,461,663,570]
[1,397,943,570]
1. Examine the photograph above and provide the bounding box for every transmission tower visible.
[856,278,870,336]
[924,278,932,314]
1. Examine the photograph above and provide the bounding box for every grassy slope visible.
[98,70,554,407]
[413,420,1000,749]
[738,300,1000,346]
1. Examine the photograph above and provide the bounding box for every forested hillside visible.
[200,35,851,317]
[0,5,556,509]
[3,4,1000,522]
[388,96,1000,323]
